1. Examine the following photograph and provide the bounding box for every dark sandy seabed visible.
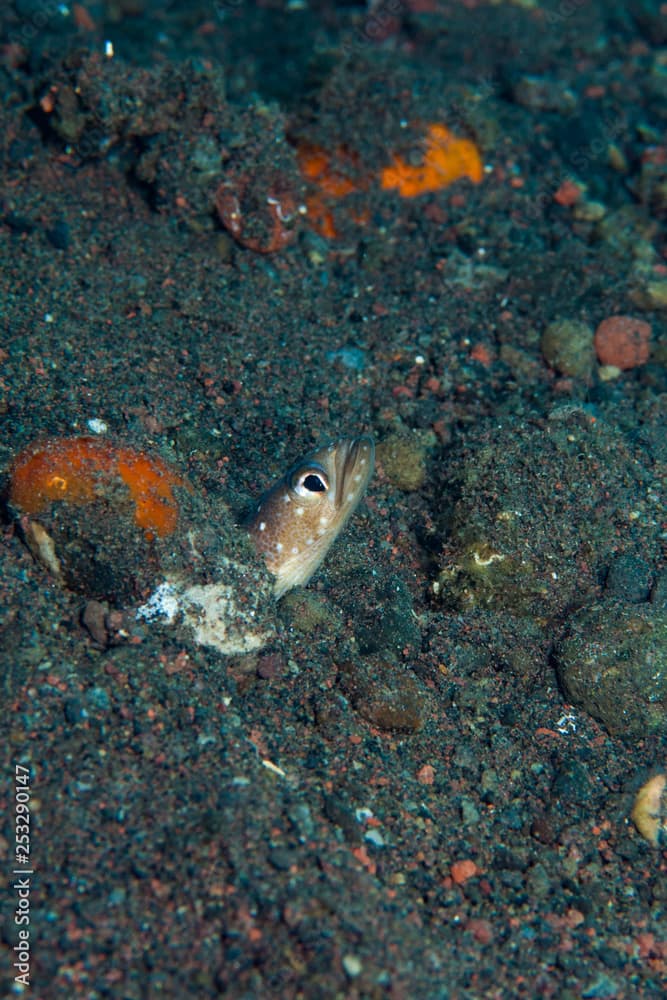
[1,1,666,998]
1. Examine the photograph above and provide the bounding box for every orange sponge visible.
[381,123,483,197]
[295,143,364,239]
[9,436,184,538]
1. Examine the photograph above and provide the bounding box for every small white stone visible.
[342,955,362,979]
[136,582,179,623]
[86,418,108,435]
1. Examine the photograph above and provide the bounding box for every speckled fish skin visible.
[248,435,375,598]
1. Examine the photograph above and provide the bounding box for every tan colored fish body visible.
[248,435,374,597]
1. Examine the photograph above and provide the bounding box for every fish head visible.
[248,435,374,597]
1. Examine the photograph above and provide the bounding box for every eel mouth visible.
[333,435,375,508]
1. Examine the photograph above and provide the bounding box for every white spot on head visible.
[259,522,266,532]
[296,507,304,516]
[319,515,329,526]
[291,546,299,554]
[306,537,313,545]
[346,492,354,502]
[276,542,283,552]
[283,493,291,503]
[353,473,361,482]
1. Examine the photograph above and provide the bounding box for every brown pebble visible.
[531,814,556,845]
[338,656,426,732]
[81,600,110,646]
[256,651,284,680]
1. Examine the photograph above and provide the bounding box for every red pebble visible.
[450,859,479,885]
[594,315,651,370]
[465,918,494,944]
[416,764,435,785]
[256,652,284,680]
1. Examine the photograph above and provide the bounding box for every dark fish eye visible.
[292,466,329,496]
[303,473,327,492]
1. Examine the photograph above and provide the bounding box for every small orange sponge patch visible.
[295,143,364,239]
[9,437,183,538]
[380,123,483,198]
[295,123,483,239]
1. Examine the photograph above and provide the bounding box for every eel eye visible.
[293,467,328,496]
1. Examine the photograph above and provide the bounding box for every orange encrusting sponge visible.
[9,437,183,538]
[295,124,483,238]
[295,143,363,239]
[380,123,483,197]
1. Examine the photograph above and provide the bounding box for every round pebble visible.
[555,603,667,741]
[594,315,651,370]
[377,431,431,491]
[342,954,363,978]
[604,553,653,603]
[541,318,595,379]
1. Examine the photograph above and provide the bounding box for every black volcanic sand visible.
[1,2,666,998]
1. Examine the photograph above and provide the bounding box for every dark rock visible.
[604,553,653,603]
[555,603,667,741]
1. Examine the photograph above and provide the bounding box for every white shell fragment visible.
[137,556,276,656]
[178,579,275,655]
